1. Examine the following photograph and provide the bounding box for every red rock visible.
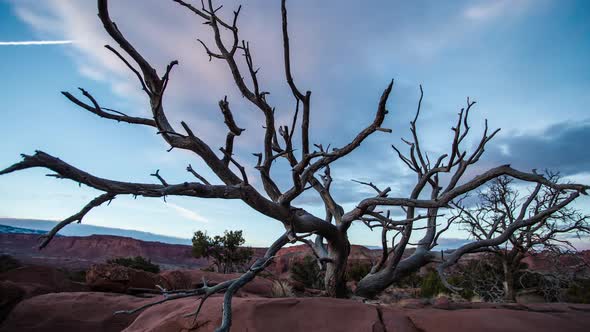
[159,269,273,297]
[0,281,25,322]
[379,307,420,332]
[396,298,429,309]
[3,292,590,332]
[0,266,88,293]
[158,269,193,289]
[86,264,163,293]
[0,233,206,270]
[407,306,590,332]
[0,292,152,332]
[4,232,589,279]
[123,297,389,332]
[0,266,90,323]
[270,244,381,276]
[1,233,269,272]
[432,296,450,309]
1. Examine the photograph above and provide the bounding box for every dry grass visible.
[271,279,294,297]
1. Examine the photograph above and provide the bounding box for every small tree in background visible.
[192,230,254,274]
[454,174,590,301]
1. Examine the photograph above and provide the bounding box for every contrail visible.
[0,40,74,46]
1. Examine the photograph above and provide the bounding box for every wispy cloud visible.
[166,202,209,223]
[0,40,73,46]
[464,0,531,21]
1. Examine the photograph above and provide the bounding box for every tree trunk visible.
[324,235,350,298]
[355,248,432,298]
[502,260,516,302]
[354,268,395,298]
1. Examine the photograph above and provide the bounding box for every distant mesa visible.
[0,218,191,245]
[0,224,47,236]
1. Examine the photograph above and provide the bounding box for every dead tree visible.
[349,86,587,298]
[1,0,589,329]
[453,175,590,301]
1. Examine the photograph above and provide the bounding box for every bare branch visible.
[61,89,156,126]
[219,148,248,184]
[105,44,151,95]
[39,193,116,248]
[150,169,169,186]
[219,97,244,136]
[0,151,243,199]
[186,164,211,185]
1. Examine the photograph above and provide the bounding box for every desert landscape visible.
[1,0,590,330]
[2,224,590,331]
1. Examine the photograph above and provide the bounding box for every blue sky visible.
[1,0,589,248]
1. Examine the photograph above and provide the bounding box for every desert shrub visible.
[398,272,422,289]
[290,255,324,289]
[452,258,504,302]
[517,270,568,302]
[565,278,590,303]
[346,261,372,282]
[418,269,475,300]
[61,269,87,282]
[387,272,423,298]
[447,275,475,300]
[192,230,254,273]
[419,269,449,298]
[271,279,294,297]
[107,256,160,273]
[0,254,21,273]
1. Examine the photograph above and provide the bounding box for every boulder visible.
[2,292,590,332]
[395,298,429,309]
[0,292,151,332]
[0,266,90,322]
[0,281,25,323]
[86,264,163,293]
[270,244,379,277]
[159,269,273,297]
[432,296,451,309]
[124,297,391,332]
[0,266,88,293]
[125,299,590,332]
[406,306,590,332]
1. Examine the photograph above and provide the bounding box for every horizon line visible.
[0,40,74,46]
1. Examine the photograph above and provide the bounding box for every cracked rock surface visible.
[3,293,590,332]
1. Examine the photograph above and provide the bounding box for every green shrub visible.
[565,278,590,304]
[290,255,324,289]
[0,254,21,273]
[397,272,422,289]
[107,256,160,273]
[346,261,372,282]
[419,269,449,298]
[448,275,475,300]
